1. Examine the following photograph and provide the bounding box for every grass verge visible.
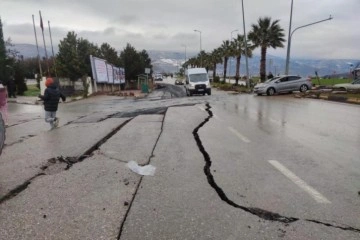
[211,82,248,92]
[23,84,40,97]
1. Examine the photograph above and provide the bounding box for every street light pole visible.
[285,14,333,74]
[229,29,239,80]
[194,29,202,67]
[241,0,250,88]
[285,0,294,75]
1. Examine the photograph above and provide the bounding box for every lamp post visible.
[285,13,333,74]
[194,29,202,67]
[229,29,239,80]
[285,0,294,75]
[241,0,250,88]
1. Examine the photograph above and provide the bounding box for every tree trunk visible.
[260,47,267,82]
[213,63,217,81]
[235,56,241,85]
[223,57,228,83]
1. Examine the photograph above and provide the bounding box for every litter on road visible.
[127,161,156,176]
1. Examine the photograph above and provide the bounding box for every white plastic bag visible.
[127,161,156,176]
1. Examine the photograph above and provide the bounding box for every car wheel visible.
[207,90,211,95]
[267,88,275,96]
[339,87,347,91]
[300,84,308,92]
[257,93,262,96]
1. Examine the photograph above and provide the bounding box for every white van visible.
[185,68,211,96]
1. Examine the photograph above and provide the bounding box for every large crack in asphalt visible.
[1,104,195,205]
[193,103,360,233]
[0,173,45,205]
[117,108,167,240]
[193,103,298,224]
[0,118,132,205]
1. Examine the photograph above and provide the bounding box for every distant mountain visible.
[8,44,360,77]
[8,43,58,59]
[148,50,360,78]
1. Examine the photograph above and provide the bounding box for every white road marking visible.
[268,160,331,204]
[228,127,251,143]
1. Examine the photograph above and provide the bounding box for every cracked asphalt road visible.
[1,83,360,239]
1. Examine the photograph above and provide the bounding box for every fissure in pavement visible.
[0,118,132,205]
[0,173,45,204]
[193,103,360,233]
[117,108,167,240]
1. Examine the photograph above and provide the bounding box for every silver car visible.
[254,75,312,96]
[333,79,360,91]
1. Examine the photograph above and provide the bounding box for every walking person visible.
[38,78,66,130]
[7,76,16,98]
[0,83,9,125]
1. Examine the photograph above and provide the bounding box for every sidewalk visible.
[7,96,40,105]
[7,90,148,105]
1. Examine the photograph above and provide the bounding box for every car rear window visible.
[289,76,301,81]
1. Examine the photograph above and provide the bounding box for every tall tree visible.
[232,34,253,85]
[77,38,100,78]
[100,43,119,66]
[199,51,212,72]
[184,57,199,69]
[138,50,153,75]
[119,43,141,81]
[0,17,7,83]
[210,48,223,81]
[220,40,235,82]
[56,31,82,81]
[248,17,285,81]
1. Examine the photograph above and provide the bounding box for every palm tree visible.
[210,48,222,81]
[199,51,211,71]
[232,34,253,85]
[220,40,235,83]
[185,57,199,68]
[248,17,285,81]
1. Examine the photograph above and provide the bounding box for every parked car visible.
[175,79,184,85]
[154,74,163,81]
[333,79,360,91]
[254,75,312,96]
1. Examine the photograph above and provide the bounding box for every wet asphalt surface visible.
[1,77,360,239]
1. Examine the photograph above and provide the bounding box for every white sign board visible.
[145,68,150,74]
[90,56,125,84]
[106,64,114,84]
[119,68,125,84]
[93,57,108,83]
[113,67,120,84]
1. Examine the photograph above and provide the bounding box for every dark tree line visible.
[0,17,27,95]
[55,31,153,82]
[1,17,153,95]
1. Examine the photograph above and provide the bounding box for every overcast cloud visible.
[1,0,359,59]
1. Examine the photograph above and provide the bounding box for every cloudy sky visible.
[1,0,359,60]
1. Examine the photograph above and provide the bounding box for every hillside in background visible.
[8,44,360,77]
[148,50,359,78]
